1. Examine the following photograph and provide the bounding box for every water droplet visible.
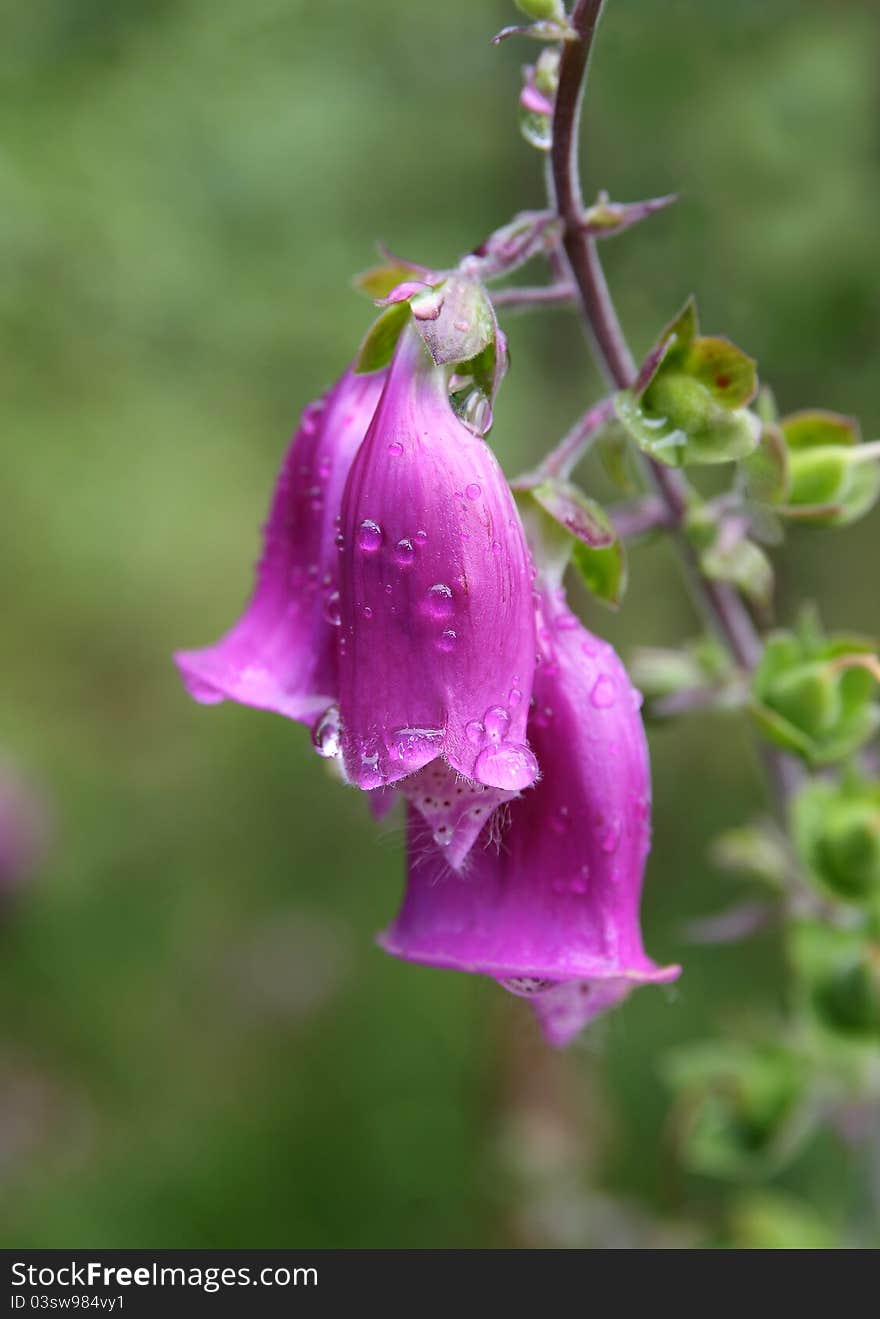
[457,388,493,436]
[466,720,486,747]
[359,749,384,789]
[391,726,444,765]
[357,519,383,554]
[312,706,342,759]
[465,483,481,501]
[361,605,373,620]
[556,612,578,631]
[491,541,502,554]
[387,441,404,456]
[436,629,457,653]
[508,687,523,709]
[384,583,393,594]
[392,537,415,567]
[590,674,616,708]
[474,741,538,791]
[335,532,345,551]
[598,819,621,854]
[483,706,511,743]
[424,583,454,620]
[322,589,341,626]
[414,529,428,545]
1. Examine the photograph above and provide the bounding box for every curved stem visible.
[550,0,799,803]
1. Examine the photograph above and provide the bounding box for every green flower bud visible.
[515,0,566,20]
[790,922,880,1040]
[665,1042,810,1180]
[793,778,880,904]
[644,373,714,435]
[787,447,849,507]
[766,662,841,741]
[751,622,880,765]
[816,800,880,902]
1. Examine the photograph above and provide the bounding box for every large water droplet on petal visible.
[474,741,538,791]
[424,583,455,620]
[322,589,341,626]
[454,388,493,436]
[312,705,342,759]
[357,519,383,554]
[391,725,445,767]
[393,538,415,567]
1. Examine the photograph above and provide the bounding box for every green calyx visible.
[793,777,880,904]
[615,298,760,467]
[789,922,880,1040]
[664,1041,811,1181]
[750,615,880,765]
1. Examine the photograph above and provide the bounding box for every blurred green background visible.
[1,0,878,1247]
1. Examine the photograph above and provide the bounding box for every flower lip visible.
[174,364,386,727]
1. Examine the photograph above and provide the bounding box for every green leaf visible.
[710,823,790,891]
[681,336,758,409]
[354,301,410,374]
[701,537,774,607]
[354,261,430,301]
[597,421,639,492]
[528,480,626,609]
[571,536,627,610]
[530,480,617,548]
[743,424,791,505]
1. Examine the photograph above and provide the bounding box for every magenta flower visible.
[380,583,679,1046]
[336,325,539,831]
[175,366,385,728]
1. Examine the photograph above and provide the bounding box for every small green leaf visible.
[710,823,790,891]
[681,336,758,409]
[354,301,410,374]
[597,421,639,492]
[530,480,616,548]
[571,536,627,610]
[743,424,791,505]
[354,261,429,301]
[701,537,774,607]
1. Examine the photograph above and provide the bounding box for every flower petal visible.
[175,366,385,725]
[380,585,679,1045]
[337,327,538,792]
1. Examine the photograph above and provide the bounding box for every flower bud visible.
[514,0,566,21]
[793,777,880,904]
[790,923,880,1039]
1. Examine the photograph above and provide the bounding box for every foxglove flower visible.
[336,324,538,862]
[175,366,385,728]
[381,584,679,1046]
